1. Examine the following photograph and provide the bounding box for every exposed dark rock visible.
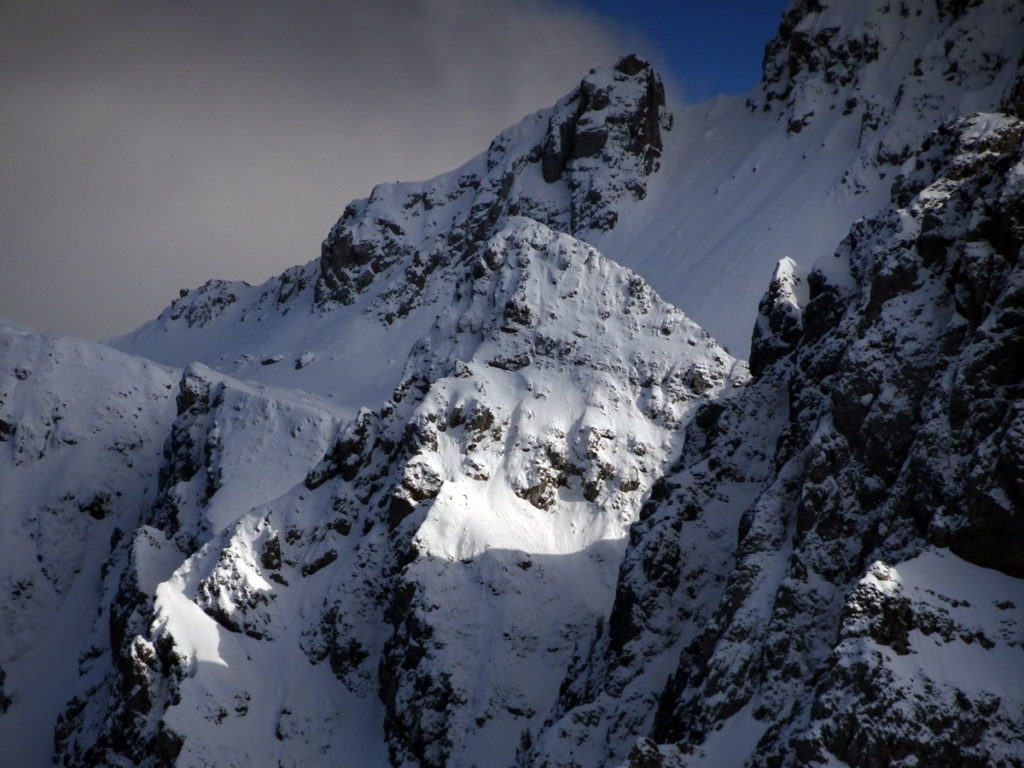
[315,56,669,310]
[539,112,1024,768]
[0,668,11,714]
[260,535,282,571]
[79,493,112,521]
[301,549,338,577]
[165,279,239,328]
[750,259,807,377]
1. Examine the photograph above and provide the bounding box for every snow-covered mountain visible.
[534,108,1024,768]
[2,1,1022,766]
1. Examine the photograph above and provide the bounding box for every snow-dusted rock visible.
[0,327,177,766]
[3,2,1024,767]
[532,111,1024,768]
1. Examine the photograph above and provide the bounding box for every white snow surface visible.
[110,0,1024,363]
[3,1,1024,766]
[0,328,177,766]
[856,549,1024,699]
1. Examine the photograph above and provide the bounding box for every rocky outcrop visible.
[55,528,186,768]
[749,257,808,378]
[24,217,735,768]
[0,329,178,766]
[44,363,342,766]
[315,56,670,313]
[5,5,1024,766]
[541,54,665,184]
[308,218,738,768]
[532,112,1024,767]
[753,0,1024,184]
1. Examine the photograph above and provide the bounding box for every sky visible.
[0,0,791,339]
[577,0,792,101]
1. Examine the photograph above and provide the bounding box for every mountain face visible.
[535,110,1024,768]
[2,2,1023,767]
[111,56,670,409]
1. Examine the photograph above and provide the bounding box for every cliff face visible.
[1,2,1023,767]
[535,111,1024,768]
[30,216,736,768]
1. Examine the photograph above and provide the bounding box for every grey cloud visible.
[0,0,639,338]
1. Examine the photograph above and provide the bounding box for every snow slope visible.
[2,1,1023,767]
[0,323,177,766]
[110,56,671,399]
[34,217,738,768]
[112,0,1024,361]
[597,0,1024,354]
[535,108,1024,768]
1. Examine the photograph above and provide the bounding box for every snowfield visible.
[2,1,1023,766]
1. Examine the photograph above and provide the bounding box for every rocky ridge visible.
[1,2,1023,767]
[9,218,737,767]
[533,111,1024,768]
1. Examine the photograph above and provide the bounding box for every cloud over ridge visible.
[0,0,628,338]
